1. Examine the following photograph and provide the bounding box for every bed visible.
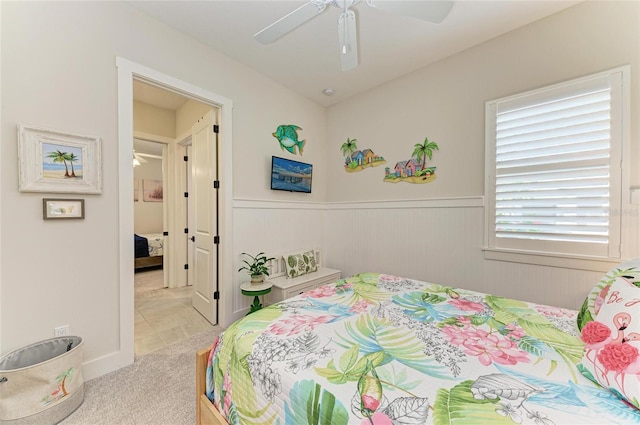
[196,264,640,425]
[134,233,164,270]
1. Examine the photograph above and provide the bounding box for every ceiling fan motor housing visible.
[330,0,359,9]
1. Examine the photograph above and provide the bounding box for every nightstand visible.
[267,267,341,303]
[240,281,273,315]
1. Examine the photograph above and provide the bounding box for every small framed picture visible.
[43,198,85,220]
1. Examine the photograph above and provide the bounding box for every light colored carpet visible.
[60,328,221,425]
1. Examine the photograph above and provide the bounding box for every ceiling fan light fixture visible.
[254,0,454,71]
[133,149,148,167]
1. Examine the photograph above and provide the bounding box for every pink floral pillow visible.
[577,258,640,331]
[579,277,640,409]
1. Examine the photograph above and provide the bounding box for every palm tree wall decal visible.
[340,137,358,162]
[46,150,71,177]
[412,137,439,170]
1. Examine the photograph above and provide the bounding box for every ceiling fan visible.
[132,150,148,167]
[254,0,455,71]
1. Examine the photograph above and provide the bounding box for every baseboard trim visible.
[81,350,133,381]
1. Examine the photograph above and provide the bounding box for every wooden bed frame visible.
[134,255,163,270]
[196,348,228,425]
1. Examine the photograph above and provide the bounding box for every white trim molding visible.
[234,197,484,211]
[327,196,484,210]
[112,57,233,381]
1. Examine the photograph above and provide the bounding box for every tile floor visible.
[134,268,215,356]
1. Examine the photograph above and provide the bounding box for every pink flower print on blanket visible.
[449,298,484,314]
[222,372,233,416]
[302,285,337,299]
[350,300,372,313]
[267,314,334,336]
[360,411,393,425]
[442,323,530,366]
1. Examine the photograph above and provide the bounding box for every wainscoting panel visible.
[232,202,326,319]
[323,201,607,311]
[233,198,633,319]
[323,205,486,294]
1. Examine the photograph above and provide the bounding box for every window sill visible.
[482,248,624,272]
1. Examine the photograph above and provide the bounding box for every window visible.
[485,67,629,264]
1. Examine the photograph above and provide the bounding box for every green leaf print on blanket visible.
[284,380,349,425]
[434,380,513,425]
[341,313,450,379]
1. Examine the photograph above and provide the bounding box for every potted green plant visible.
[238,252,275,284]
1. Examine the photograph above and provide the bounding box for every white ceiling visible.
[128,0,580,107]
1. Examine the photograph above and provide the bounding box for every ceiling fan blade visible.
[133,151,148,164]
[367,0,454,24]
[254,0,328,44]
[338,10,358,71]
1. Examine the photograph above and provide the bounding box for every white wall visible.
[0,1,326,378]
[321,1,639,310]
[326,1,639,202]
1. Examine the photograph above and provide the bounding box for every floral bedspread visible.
[207,273,640,424]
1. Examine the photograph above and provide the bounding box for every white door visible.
[191,109,218,324]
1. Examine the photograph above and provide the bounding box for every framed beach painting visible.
[18,124,102,194]
[143,179,163,202]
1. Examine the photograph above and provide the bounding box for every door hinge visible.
[213,291,220,300]
[184,192,188,198]
[184,264,189,270]
[214,236,220,244]
[190,236,195,242]
[163,231,168,236]
[184,228,188,234]
[213,124,219,134]
[183,155,188,162]
[213,180,220,189]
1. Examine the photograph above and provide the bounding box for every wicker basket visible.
[0,336,84,424]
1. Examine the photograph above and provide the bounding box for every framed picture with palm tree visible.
[18,124,102,194]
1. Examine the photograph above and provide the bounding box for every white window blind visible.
[486,68,627,259]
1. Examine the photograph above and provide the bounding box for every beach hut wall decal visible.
[384,137,439,184]
[340,138,386,172]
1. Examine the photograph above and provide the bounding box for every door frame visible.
[116,57,233,367]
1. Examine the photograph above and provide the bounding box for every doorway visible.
[117,57,234,366]
[132,80,217,354]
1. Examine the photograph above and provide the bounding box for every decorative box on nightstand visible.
[263,249,341,304]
